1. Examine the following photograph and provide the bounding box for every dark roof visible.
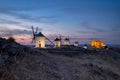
[54,38,60,41]
[36,32,44,37]
[75,41,79,44]
[64,38,69,40]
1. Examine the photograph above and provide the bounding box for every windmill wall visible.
[35,37,45,48]
[64,40,70,45]
[54,41,61,47]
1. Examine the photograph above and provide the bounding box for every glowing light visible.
[90,40,105,48]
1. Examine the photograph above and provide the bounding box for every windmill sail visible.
[31,26,36,43]
[35,27,38,34]
[44,36,55,46]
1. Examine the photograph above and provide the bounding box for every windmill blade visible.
[31,26,35,36]
[35,27,38,34]
[58,34,62,44]
[31,26,36,43]
[31,36,35,43]
[44,36,55,46]
[31,38,34,43]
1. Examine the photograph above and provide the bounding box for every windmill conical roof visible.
[36,32,44,37]
[54,38,60,41]
[65,38,69,40]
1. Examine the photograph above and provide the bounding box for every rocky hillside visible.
[0,37,120,80]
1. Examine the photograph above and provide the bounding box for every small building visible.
[74,41,79,47]
[64,38,70,45]
[54,38,61,47]
[35,32,45,48]
[83,44,88,49]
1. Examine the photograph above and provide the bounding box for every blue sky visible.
[0,0,120,44]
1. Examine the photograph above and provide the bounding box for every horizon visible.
[0,0,120,44]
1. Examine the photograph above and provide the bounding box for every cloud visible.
[77,22,120,35]
[0,25,44,36]
[70,37,101,41]
[0,6,42,12]
[0,19,33,32]
[11,29,32,35]
[61,8,82,15]
[61,7,120,16]
[111,24,120,32]
[0,19,21,25]
[76,30,96,34]
[0,8,58,24]
[17,15,57,23]
[80,22,105,33]
[0,28,30,36]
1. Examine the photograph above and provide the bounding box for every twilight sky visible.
[0,0,120,44]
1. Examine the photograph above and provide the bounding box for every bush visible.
[7,37,15,43]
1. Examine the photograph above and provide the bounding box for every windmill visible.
[54,34,62,47]
[31,26,54,48]
[64,37,70,46]
[54,37,61,47]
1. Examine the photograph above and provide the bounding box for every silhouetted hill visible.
[0,37,120,80]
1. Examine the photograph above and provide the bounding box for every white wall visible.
[64,40,70,45]
[54,41,61,47]
[35,37,45,48]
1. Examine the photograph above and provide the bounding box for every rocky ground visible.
[0,37,120,80]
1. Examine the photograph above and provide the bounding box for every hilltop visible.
[0,37,120,80]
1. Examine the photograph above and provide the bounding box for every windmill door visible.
[39,44,41,48]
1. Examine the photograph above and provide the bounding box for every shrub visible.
[7,37,15,43]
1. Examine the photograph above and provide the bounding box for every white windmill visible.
[54,34,62,48]
[31,26,54,48]
[54,38,61,47]
[74,41,79,47]
[64,38,70,45]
